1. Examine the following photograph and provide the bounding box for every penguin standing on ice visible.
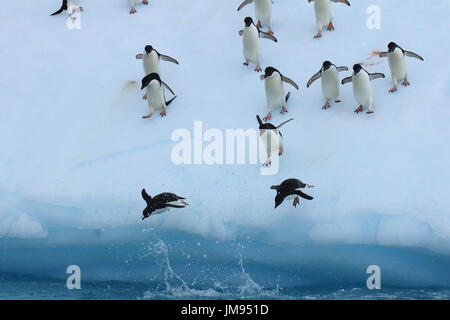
[141,189,188,220]
[378,42,424,93]
[341,64,385,114]
[140,73,176,118]
[238,0,274,34]
[239,17,277,72]
[271,179,314,208]
[136,45,179,77]
[307,0,350,38]
[129,0,148,14]
[260,67,299,121]
[257,115,294,166]
[50,0,83,16]
[307,61,348,110]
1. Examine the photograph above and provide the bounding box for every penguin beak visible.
[260,75,266,80]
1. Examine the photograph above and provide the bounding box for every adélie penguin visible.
[341,64,385,114]
[271,179,314,208]
[377,42,424,93]
[141,189,188,220]
[237,0,274,34]
[308,0,350,38]
[260,67,299,121]
[307,61,348,110]
[129,0,148,14]
[140,73,176,118]
[257,115,294,166]
[50,0,83,16]
[239,17,277,72]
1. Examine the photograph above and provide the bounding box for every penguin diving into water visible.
[377,42,424,93]
[271,179,314,208]
[141,189,188,220]
[257,115,294,166]
[50,0,83,16]
[260,67,299,121]
[239,17,277,72]
[341,64,385,114]
[238,0,274,34]
[307,0,350,38]
[129,0,148,14]
[140,73,176,118]
[307,61,348,110]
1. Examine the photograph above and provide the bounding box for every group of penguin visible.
[50,1,424,219]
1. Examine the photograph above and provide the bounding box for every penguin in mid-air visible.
[341,64,385,114]
[307,61,348,110]
[50,0,83,16]
[271,179,314,208]
[129,0,148,14]
[238,0,274,34]
[378,42,424,93]
[257,115,294,166]
[260,67,299,121]
[308,0,350,38]
[239,17,277,72]
[140,73,176,118]
[141,189,188,220]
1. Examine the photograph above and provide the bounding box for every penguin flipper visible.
[332,0,350,6]
[307,71,321,88]
[160,54,179,65]
[295,190,313,200]
[256,115,264,126]
[165,96,177,107]
[276,117,294,129]
[336,66,349,72]
[161,81,175,96]
[341,76,352,85]
[259,31,277,42]
[141,189,152,203]
[282,75,299,90]
[136,54,144,59]
[165,204,186,208]
[50,0,67,15]
[237,0,253,11]
[404,51,424,61]
[285,92,291,103]
[369,73,385,81]
[378,52,389,58]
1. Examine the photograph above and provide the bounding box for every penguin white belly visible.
[255,0,272,28]
[146,82,165,112]
[243,26,260,64]
[285,194,297,201]
[388,50,407,82]
[152,207,169,215]
[353,73,373,108]
[321,68,340,101]
[314,0,333,30]
[265,75,286,111]
[260,130,283,156]
[143,52,161,76]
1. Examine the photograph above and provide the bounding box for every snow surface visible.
[0,0,449,288]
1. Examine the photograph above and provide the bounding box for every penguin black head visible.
[141,73,161,90]
[145,45,154,54]
[244,17,253,27]
[263,66,280,78]
[388,42,398,52]
[353,64,362,74]
[322,61,332,71]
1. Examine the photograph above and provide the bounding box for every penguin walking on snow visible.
[238,0,274,34]
[129,0,148,14]
[271,179,314,208]
[257,115,294,166]
[307,61,348,110]
[141,189,188,220]
[308,0,350,38]
[341,64,385,114]
[136,45,179,99]
[51,0,83,16]
[140,73,176,118]
[260,67,299,121]
[239,17,277,72]
[378,42,424,93]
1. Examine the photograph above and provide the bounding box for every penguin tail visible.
[270,185,279,190]
[285,92,291,103]
[166,96,177,107]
